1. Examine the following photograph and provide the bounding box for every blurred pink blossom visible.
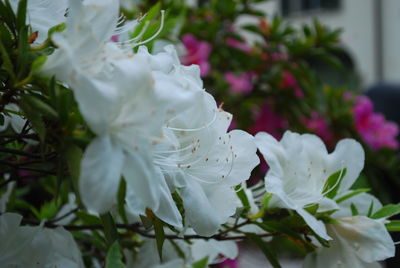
[181,34,212,76]
[353,95,399,150]
[218,258,239,268]
[224,72,255,94]
[249,103,287,139]
[302,111,333,146]
[279,71,304,98]
[225,38,252,53]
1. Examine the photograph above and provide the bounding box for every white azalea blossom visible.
[128,229,238,268]
[255,131,364,240]
[0,213,84,267]
[304,193,395,268]
[9,0,68,44]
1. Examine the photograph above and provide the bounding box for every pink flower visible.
[302,111,333,146]
[218,258,239,268]
[279,71,304,98]
[224,72,255,94]
[225,38,252,53]
[353,95,399,150]
[249,103,287,139]
[181,34,212,76]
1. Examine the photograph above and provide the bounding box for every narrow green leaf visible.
[323,168,347,199]
[65,145,83,205]
[117,178,127,224]
[304,203,319,215]
[23,95,58,120]
[371,204,400,219]
[385,220,400,232]
[16,0,27,31]
[367,200,374,218]
[0,39,15,81]
[105,241,126,268]
[192,256,209,268]
[100,213,119,247]
[236,187,250,208]
[261,193,273,209]
[31,55,47,73]
[335,188,370,203]
[18,97,46,142]
[245,233,282,268]
[76,211,101,225]
[350,203,359,216]
[154,216,165,261]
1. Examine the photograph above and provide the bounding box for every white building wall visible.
[382,0,400,83]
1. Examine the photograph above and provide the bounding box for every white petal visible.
[317,197,339,213]
[180,180,236,236]
[334,216,395,262]
[191,240,238,264]
[79,135,124,213]
[124,151,182,227]
[327,139,365,193]
[297,208,331,240]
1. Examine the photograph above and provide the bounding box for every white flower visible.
[9,0,68,44]
[255,131,364,240]
[0,213,84,267]
[0,104,28,133]
[304,194,395,268]
[127,229,238,268]
[155,104,259,236]
[41,0,123,83]
[78,55,181,228]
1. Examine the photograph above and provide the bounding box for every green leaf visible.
[192,256,209,268]
[245,233,282,268]
[0,39,15,81]
[22,94,58,120]
[371,204,400,219]
[100,213,119,247]
[367,200,374,218]
[19,97,46,142]
[117,178,127,224]
[304,203,319,215]
[154,216,165,260]
[65,145,83,204]
[323,168,347,199]
[39,199,58,220]
[105,241,126,268]
[385,220,400,232]
[335,188,370,203]
[261,193,273,209]
[16,0,27,31]
[350,203,359,216]
[236,187,250,208]
[31,55,47,73]
[76,211,101,225]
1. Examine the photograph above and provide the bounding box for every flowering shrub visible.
[0,0,399,267]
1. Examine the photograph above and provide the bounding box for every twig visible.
[19,219,279,241]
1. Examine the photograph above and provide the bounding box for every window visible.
[281,0,341,16]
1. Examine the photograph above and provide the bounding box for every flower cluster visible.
[352,95,399,150]
[0,0,398,267]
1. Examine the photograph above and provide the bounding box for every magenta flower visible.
[181,34,212,76]
[225,37,252,53]
[302,111,333,146]
[224,72,255,94]
[218,258,239,268]
[279,71,304,98]
[249,102,287,139]
[353,95,399,150]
